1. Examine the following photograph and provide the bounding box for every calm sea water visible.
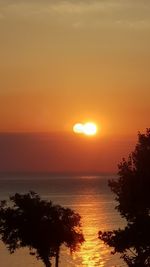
[0,175,126,267]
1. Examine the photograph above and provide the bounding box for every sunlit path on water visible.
[59,184,126,267]
[70,193,113,267]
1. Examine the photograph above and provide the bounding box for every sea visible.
[0,174,127,267]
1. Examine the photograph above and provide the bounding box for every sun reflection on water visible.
[52,182,125,267]
[72,193,112,267]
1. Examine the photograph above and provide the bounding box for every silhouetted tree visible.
[99,129,150,266]
[0,192,84,267]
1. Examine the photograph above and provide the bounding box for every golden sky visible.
[0,1,150,172]
[0,0,150,135]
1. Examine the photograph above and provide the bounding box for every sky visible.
[0,0,150,173]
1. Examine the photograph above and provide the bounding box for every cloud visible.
[0,0,150,30]
[0,0,149,16]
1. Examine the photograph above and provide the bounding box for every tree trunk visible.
[55,247,60,267]
[44,257,51,267]
[46,262,51,267]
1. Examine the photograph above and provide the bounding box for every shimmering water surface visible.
[0,175,126,267]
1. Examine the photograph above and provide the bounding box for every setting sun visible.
[73,122,98,136]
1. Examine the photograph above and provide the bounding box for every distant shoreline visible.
[0,172,117,180]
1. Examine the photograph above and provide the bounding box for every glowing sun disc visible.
[83,122,97,135]
[73,122,97,136]
[73,123,84,133]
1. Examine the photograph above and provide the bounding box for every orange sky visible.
[0,0,150,173]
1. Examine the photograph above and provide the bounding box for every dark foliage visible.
[99,128,150,266]
[0,191,84,267]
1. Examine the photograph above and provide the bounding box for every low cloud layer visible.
[0,0,150,29]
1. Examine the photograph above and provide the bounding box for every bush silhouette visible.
[99,129,150,266]
[0,191,84,267]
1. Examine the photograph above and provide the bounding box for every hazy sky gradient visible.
[0,133,135,173]
[0,1,150,172]
[0,0,150,134]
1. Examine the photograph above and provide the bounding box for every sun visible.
[83,122,97,136]
[73,122,98,136]
[73,123,84,134]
